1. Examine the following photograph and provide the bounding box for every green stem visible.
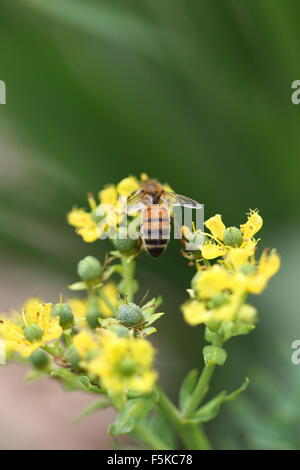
[42,345,56,356]
[121,256,136,302]
[98,289,119,316]
[183,334,224,418]
[135,423,172,450]
[157,387,212,450]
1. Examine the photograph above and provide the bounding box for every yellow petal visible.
[225,241,256,269]
[240,209,263,240]
[201,242,226,259]
[258,250,280,278]
[204,214,225,241]
[117,176,139,197]
[99,185,118,206]
[67,209,92,228]
[73,330,98,358]
[77,225,99,243]
[181,300,212,326]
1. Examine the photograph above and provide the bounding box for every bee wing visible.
[161,191,202,209]
[126,191,146,214]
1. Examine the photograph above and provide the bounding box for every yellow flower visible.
[99,282,119,317]
[201,210,262,260]
[73,330,99,358]
[67,298,87,326]
[117,176,139,197]
[204,214,225,241]
[0,299,62,357]
[87,333,156,393]
[67,208,101,243]
[240,209,263,241]
[99,185,118,206]
[181,300,213,326]
[193,265,236,299]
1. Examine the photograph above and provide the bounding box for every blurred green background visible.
[0,0,299,449]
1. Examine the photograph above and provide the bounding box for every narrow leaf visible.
[108,393,157,436]
[179,369,199,410]
[73,399,111,423]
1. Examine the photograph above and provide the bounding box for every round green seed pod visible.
[24,324,43,342]
[208,292,230,309]
[52,303,74,329]
[118,356,137,376]
[77,256,102,282]
[87,305,101,329]
[223,227,243,247]
[30,349,49,369]
[118,303,143,327]
[66,345,81,369]
[112,234,137,253]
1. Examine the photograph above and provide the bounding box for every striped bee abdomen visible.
[141,205,170,258]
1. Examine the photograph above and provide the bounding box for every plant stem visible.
[135,423,172,450]
[183,334,224,418]
[121,256,136,302]
[98,289,119,316]
[157,387,212,450]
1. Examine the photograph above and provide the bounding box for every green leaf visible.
[26,369,47,382]
[50,369,86,391]
[143,326,157,336]
[189,378,250,424]
[203,345,227,366]
[78,376,104,394]
[145,312,165,327]
[179,368,199,411]
[108,390,127,410]
[68,281,87,291]
[108,393,158,436]
[73,399,111,423]
[224,377,250,402]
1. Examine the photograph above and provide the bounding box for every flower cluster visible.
[181,211,280,338]
[0,175,280,451]
[0,251,163,397]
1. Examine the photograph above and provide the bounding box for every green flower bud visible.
[237,304,257,324]
[205,318,221,332]
[52,303,74,329]
[30,349,49,369]
[112,233,137,253]
[203,345,227,366]
[207,292,230,309]
[223,227,243,247]
[24,324,43,342]
[66,345,81,369]
[239,264,257,275]
[118,303,143,327]
[87,305,101,329]
[110,324,130,337]
[77,256,102,282]
[118,356,137,376]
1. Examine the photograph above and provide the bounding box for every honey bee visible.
[127,179,201,257]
